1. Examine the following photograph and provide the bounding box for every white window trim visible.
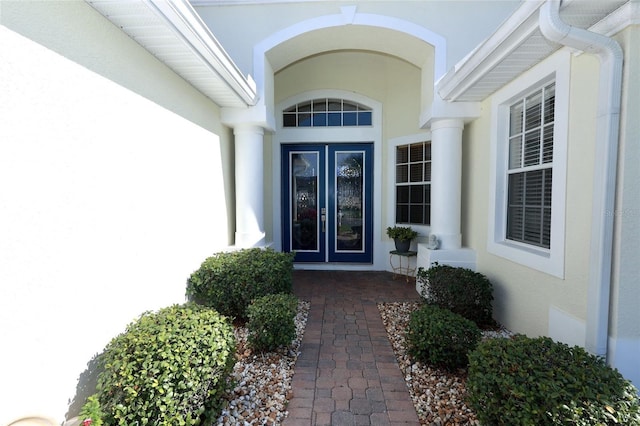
[275,90,381,144]
[488,50,570,278]
[387,133,432,237]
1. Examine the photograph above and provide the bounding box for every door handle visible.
[321,208,326,232]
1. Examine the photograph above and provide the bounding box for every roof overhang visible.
[86,0,257,108]
[437,0,632,103]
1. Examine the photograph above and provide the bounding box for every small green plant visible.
[406,304,481,370]
[78,394,104,426]
[186,248,295,320]
[386,226,418,241]
[417,264,494,327]
[467,335,640,426]
[247,293,299,352]
[96,304,236,426]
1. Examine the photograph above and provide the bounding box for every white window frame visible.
[283,98,373,128]
[387,133,432,236]
[488,51,570,278]
[394,141,432,226]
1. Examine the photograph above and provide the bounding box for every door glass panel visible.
[290,152,319,251]
[335,151,364,252]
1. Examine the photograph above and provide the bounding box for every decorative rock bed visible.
[378,302,512,425]
[216,301,310,425]
[217,299,512,425]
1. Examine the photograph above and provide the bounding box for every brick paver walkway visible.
[283,270,422,426]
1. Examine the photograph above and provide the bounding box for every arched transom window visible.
[283,98,372,127]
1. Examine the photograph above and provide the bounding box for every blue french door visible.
[282,143,373,263]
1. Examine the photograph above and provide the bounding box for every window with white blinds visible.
[506,83,555,248]
[395,142,431,225]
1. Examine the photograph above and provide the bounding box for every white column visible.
[234,124,266,248]
[430,118,464,250]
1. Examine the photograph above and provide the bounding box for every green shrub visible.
[467,335,640,426]
[247,293,299,352]
[417,264,494,327]
[406,304,481,370]
[79,394,104,426]
[186,248,295,320]
[96,304,236,426]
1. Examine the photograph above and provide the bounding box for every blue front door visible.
[282,143,373,263]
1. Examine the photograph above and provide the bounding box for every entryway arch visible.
[220,7,447,268]
[250,6,447,129]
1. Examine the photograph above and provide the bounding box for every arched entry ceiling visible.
[236,8,447,129]
[266,25,434,73]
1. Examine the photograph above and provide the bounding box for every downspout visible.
[539,0,623,358]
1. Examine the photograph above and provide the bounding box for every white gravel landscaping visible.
[216,301,310,425]
[216,299,513,425]
[379,301,514,426]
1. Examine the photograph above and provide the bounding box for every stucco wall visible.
[0,2,233,423]
[275,51,422,138]
[608,24,640,387]
[461,24,639,387]
[462,51,600,342]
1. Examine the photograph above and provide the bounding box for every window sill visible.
[488,239,563,278]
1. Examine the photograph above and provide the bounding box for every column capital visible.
[233,123,265,137]
[430,117,465,131]
[420,96,481,129]
[221,105,275,132]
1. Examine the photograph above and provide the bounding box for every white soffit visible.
[86,0,257,107]
[437,0,629,102]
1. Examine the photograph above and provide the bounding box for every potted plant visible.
[386,226,418,252]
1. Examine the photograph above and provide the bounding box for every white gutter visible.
[539,0,623,358]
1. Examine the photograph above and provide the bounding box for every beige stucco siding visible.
[609,25,640,373]
[611,25,640,337]
[0,1,233,423]
[275,51,422,137]
[462,50,602,341]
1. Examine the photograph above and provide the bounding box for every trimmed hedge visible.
[417,264,494,327]
[247,293,299,352]
[406,304,481,370]
[186,248,295,320]
[467,335,640,425]
[95,304,235,426]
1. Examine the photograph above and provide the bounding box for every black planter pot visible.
[394,238,411,253]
